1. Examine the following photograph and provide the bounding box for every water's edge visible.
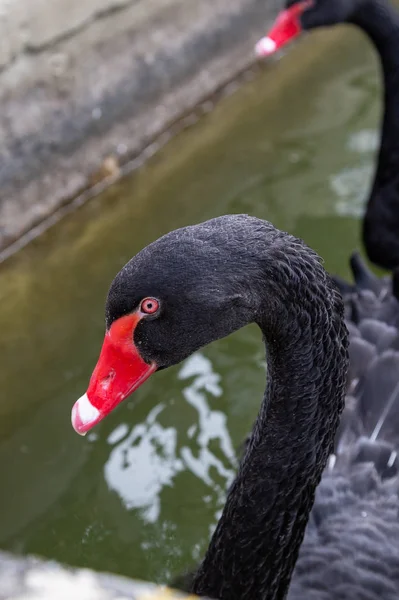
[0,549,209,599]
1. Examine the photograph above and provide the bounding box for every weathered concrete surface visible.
[0,550,208,600]
[0,0,281,253]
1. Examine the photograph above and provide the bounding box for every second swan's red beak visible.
[71,312,156,435]
[255,1,313,57]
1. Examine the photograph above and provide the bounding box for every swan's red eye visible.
[140,297,160,315]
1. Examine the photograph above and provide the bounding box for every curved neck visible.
[349,0,399,268]
[351,0,399,187]
[192,249,348,600]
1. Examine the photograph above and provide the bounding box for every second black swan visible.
[256,0,399,273]
[71,215,399,599]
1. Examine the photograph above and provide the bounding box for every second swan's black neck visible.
[351,0,399,186]
[349,0,399,269]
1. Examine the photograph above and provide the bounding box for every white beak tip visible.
[255,37,277,57]
[71,393,101,435]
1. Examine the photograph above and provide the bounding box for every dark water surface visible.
[0,26,383,583]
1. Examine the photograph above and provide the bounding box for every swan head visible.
[255,0,356,58]
[71,216,263,435]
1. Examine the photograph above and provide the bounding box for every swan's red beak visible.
[255,1,313,57]
[71,312,156,435]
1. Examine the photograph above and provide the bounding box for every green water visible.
[0,26,382,583]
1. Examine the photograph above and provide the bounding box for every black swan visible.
[256,0,399,274]
[71,215,399,599]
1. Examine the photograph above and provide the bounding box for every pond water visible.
[0,23,383,585]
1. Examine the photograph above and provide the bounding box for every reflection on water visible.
[331,164,373,217]
[104,353,236,527]
[0,21,385,586]
[179,354,236,495]
[331,128,379,217]
[347,129,379,153]
[105,404,184,524]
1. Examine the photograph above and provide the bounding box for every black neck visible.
[192,250,348,600]
[351,0,399,189]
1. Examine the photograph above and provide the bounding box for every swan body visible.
[289,286,399,599]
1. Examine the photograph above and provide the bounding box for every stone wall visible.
[0,0,281,254]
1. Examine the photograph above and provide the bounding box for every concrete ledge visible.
[0,0,280,253]
[0,550,208,600]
